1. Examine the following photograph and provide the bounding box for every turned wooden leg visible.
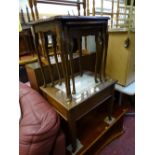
[102,30,109,80]
[63,53,72,101]
[95,31,105,83]
[57,26,72,101]
[52,34,62,85]
[107,92,114,121]
[31,27,46,87]
[68,38,76,94]
[99,32,104,82]
[43,32,54,86]
[68,113,77,152]
[95,34,99,83]
[77,36,83,76]
[59,36,72,101]
[28,30,35,57]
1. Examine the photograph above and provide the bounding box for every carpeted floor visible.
[98,115,135,155]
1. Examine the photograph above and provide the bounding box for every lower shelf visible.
[66,105,127,155]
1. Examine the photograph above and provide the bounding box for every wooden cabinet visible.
[106,30,135,86]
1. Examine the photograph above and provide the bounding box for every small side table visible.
[115,82,135,116]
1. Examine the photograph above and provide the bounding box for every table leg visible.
[57,26,72,101]
[102,29,109,79]
[52,34,62,85]
[31,27,46,87]
[63,45,72,100]
[95,31,104,83]
[43,32,55,86]
[119,93,122,106]
[107,94,114,121]
[67,36,76,94]
[68,115,77,152]
[28,30,35,57]
[77,36,83,76]
[99,31,104,82]
[95,34,99,83]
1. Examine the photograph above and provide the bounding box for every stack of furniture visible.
[17,0,133,154]
[18,1,131,154]
[24,15,127,154]
[29,16,110,100]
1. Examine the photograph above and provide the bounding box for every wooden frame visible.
[87,0,135,29]
[28,0,86,20]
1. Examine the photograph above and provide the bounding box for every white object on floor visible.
[67,139,83,155]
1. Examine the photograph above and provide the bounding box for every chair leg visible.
[118,92,122,106]
[125,95,135,116]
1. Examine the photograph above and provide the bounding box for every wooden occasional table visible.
[29,16,109,101]
[29,16,116,152]
[40,76,116,152]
